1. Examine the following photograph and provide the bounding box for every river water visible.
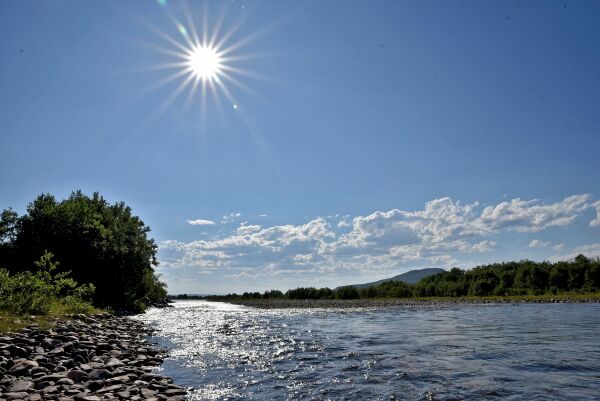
[136,300,600,400]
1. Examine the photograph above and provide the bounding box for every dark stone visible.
[140,373,164,382]
[67,370,89,383]
[88,369,111,380]
[86,380,103,391]
[8,360,38,376]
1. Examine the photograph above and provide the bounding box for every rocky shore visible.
[0,314,186,401]
[227,297,600,309]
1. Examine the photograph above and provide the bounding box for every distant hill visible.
[338,268,445,289]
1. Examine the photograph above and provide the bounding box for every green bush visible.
[0,251,95,315]
[0,191,166,311]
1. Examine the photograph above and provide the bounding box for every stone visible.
[140,373,163,382]
[57,377,75,385]
[49,347,64,355]
[4,392,30,400]
[105,357,125,369]
[88,368,111,380]
[97,384,123,393]
[43,385,60,393]
[164,388,187,396]
[86,380,103,391]
[141,388,156,398]
[7,380,34,392]
[8,360,38,375]
[75,394,101,401]
[67,370,89,383]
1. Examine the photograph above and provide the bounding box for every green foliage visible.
[0,251,95,315]
[0,191,166,311]
[335,286,360,300]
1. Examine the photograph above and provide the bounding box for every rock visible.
[43,385,60,394]
[67,370,89,383]
[7,380,34,392]
[4,392,30,400]
[88,368,111,380]
[8,360,38,375]
[164,388,187,396]
[97,384,123,393]
[48,347,64,355]
[86,380,103,391]
[105,357,125,369]
[140,373,164,382]
[57,377,75,385]
[141,388,156,398]
[75,394,101,401]
[42,338,63,349]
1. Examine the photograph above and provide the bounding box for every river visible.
[136,300,600,400]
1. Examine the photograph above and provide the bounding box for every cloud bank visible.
[163,194,598,279]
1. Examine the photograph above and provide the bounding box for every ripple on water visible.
[135,301,600,400]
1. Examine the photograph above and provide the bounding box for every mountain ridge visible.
[337,268,445,289]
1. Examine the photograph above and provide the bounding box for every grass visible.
[0,301,104,333]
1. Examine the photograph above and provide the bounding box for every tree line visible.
[201,255,600,301]
[0,191,166,312]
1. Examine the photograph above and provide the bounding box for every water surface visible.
[137,301,600,400]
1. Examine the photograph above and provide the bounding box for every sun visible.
[186,45,223,81]
[147,1,266,115]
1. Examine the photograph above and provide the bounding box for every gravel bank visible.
[0,314,186,401]
[227,297,600,309]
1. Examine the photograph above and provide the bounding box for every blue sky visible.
[1,1,599,294]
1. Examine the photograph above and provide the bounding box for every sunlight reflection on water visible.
[136,301,600,400]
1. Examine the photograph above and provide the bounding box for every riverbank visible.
[224,293,600,309]
[0,313,187,401]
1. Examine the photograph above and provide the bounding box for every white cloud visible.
[552,243,565,252]
[590,201,600,227]
[162,194,597,278]
[187,219,215,226]
[478,194,591,232]
[529,239,550,248]
[550,243,600,261]
[337,220,350,228]
[236,224,262,234]
[221,212,242,224]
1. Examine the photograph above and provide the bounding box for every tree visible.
[1,191,166,311]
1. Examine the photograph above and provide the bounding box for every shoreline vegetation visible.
[0,191,170,332]
[174,255,600,308]
[223,293,600,309]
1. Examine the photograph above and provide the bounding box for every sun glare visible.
[187,45,223,81]
[146,2,267,116]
